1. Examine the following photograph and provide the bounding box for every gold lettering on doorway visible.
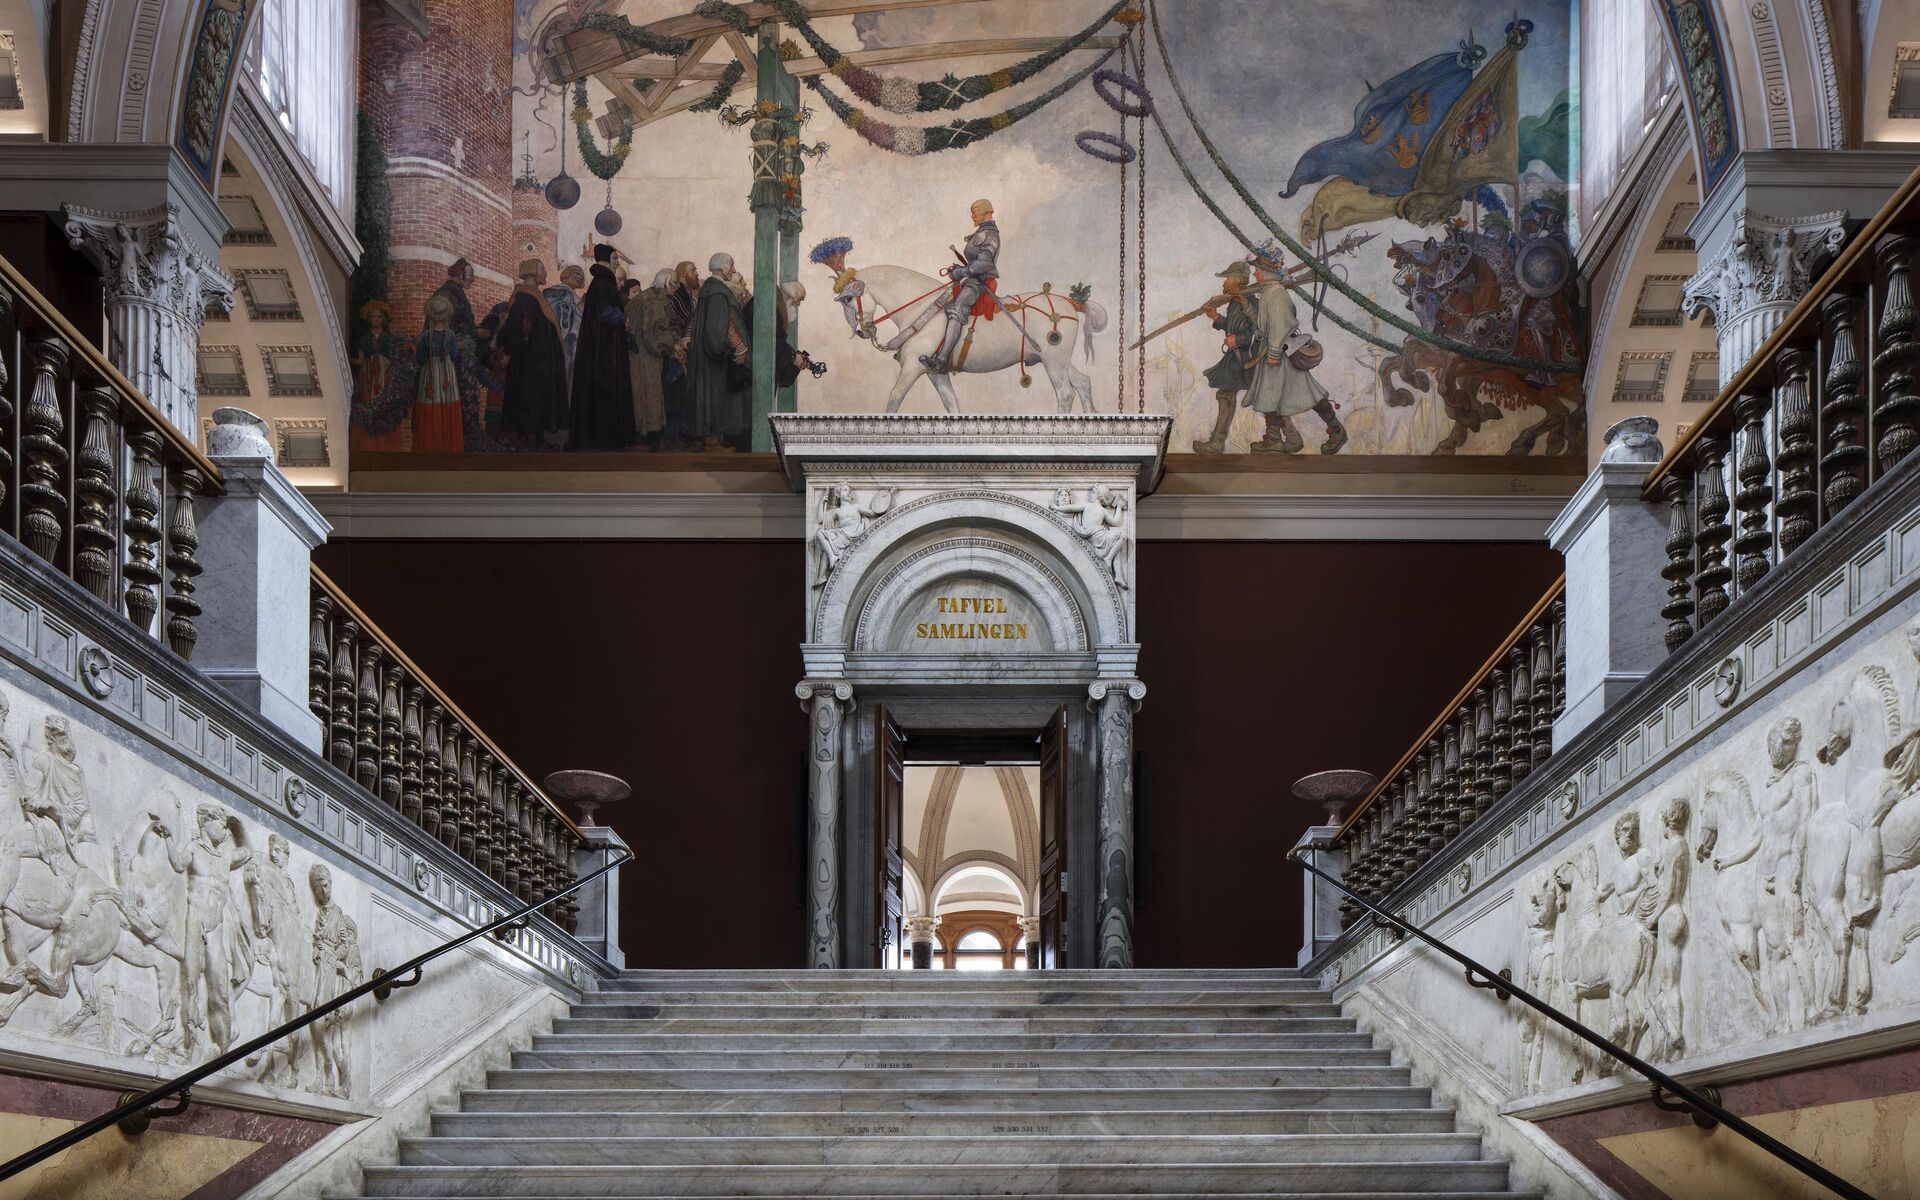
[915,595,1028,641]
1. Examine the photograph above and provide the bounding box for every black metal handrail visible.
[1289,847,1879,1200]
[0,845,634,1182]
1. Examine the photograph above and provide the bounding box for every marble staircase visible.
[356,970,1537,1198]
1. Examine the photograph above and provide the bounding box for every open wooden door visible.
[874,705,906,968]
[1037,705,1069,969]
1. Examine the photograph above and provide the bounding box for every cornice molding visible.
[308,490,1565,542]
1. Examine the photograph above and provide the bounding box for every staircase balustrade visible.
[0,255,224,659]
[1332,581,1566,927]
[1646,165,1920,651]
[309,565,582,925]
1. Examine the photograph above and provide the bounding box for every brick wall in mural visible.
[348,0,1580,459]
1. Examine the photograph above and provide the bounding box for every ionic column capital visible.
[1086,677,1145,712]
[795,678,854,711]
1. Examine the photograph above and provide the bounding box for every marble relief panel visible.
[1518,615,1920,1095]
[0,677,373,1105]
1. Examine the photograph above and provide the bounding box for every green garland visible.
[573,79,633,180]
[805,47,1116,155]
[690,60,747,113]
[769,0,1127,114]
[571,11,693,57]
[693,0,752,31]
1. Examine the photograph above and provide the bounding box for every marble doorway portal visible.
[776,414,1166,970]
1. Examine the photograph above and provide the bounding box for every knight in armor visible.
[920,199,1000,374]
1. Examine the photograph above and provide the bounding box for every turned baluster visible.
[456,731,478,863]
[1468,688,1494,819]
[162,464,204,658]
[378,665,403,810]
[0,285,13,506]
[1771,348,1818,555]
[308,588,333,724]
[1822,291,1869,518]
[440,720,465,851]
[525,808,549,902]
[1439,719,1463,842]
[1660,469,1697,650]
[1490,667,1514,803]
[356,643,382,792]
[400,685,424,824]
[545,813,567,900]
[472,759,494,876]
[73,388,119,602]
[1383,783,1411,885]
[420,704,444,840]
[1420,740,1445,851]
[1873,232,1920,473]
[1694,436,1733,626]
[329,618,358,772]
[1550,599,1567,717]
[1529,627,1553,766]
[1508,646,1534,783]
[20,338,69,563]
[557,827,580,931]
[122,431,163,635]
[1731,390,1774,591]
[488,771,509,885]
[501,783,524,897]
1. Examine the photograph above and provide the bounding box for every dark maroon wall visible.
[314,540,810,969]
[316,537,1561,970]
[1131,540,1563,968]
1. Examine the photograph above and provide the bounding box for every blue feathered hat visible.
[808,236,854,265]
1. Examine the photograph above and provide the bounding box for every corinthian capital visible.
[63,203,235,324]
[1682,208,1848,326]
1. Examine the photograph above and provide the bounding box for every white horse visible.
[833,265,1108,414]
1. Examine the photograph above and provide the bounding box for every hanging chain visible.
[1115,76,1128,417]
[1134,19,1147,413]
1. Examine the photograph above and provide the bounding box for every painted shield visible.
[1515,235,1572,300]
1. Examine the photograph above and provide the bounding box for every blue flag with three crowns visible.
[1278,49,1478,199]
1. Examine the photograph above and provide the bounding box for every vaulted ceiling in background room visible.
[345,0,1584,468]
[903,765,1039,915]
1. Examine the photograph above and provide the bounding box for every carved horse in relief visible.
[833,265,1108,414]
[1550,844,1651,1078]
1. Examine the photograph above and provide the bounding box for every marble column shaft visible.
[1091,679,1144,969]
[797,680,852,968]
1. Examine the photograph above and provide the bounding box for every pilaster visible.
[571,825,629,969]
[797,678,854,969]
[1292,825,1345,967]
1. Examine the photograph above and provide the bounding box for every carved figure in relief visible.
[1589,812,1656,1065]
[1646,797,1690,1060]
[1873,623,1920,922]
[243,834,305,1087]
[308,864,360,1098]
[1696,770,1771,1021]
[150,800,254,1054]
[812,484,895,587]
[114,810,191,1059]
[1052,485,1133,591]
[1517,871,1560,1090]
[1797,712,1867,1020]
[1704,732,1816,1031]
[1815,665,1904,1003]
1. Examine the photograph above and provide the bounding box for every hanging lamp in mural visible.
[545,113,581,210]
[594,181,623,236]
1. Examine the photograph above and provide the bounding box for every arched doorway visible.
[778,413,1165,970]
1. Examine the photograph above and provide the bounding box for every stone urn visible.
[541,770,630,828]
[1291,770,1378,825]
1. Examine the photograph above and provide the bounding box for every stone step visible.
[510,1048,1394,1070]
[355,1194,1538,1200]
[531,1032,1378,1052]
[550,1017,1360,1037]
[397,1133,1486,1168]
[567,1004,1346,1021]
[574,991,1332,1007]
[431,1108,1462,1140]
[485,1066,1412,1091]
[359,1161,1516,1196]
[607,970,1311,981]
[596,977,1324,993]
[456,1086,1435,1114]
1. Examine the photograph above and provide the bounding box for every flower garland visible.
[573,79,633,180]
[805,47,1117,156]
[768,0,1127,114]
[571,11,693,57]
[689,60,747,113]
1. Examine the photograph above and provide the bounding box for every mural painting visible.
[348,0,1580,459]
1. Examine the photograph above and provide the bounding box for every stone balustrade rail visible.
[0,254,224,660]
[1332,579,1567,927]
[309,566,583,926]
[1648,164,1920,652]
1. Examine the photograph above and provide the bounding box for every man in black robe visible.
[567,243,637,451]
[688,252,748,450]
[497,259,568,443]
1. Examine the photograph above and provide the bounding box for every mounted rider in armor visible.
[920,199,1001,374]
